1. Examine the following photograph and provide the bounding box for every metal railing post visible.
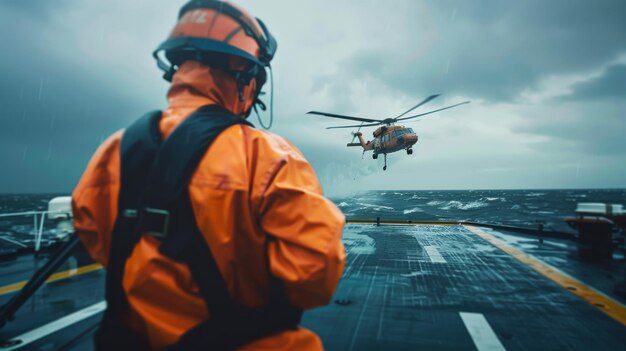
[35,213,46,252]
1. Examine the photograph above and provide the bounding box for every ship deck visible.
[1,223,625,350]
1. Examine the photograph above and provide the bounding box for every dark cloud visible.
[1,0,72,20]
[0,4,161,193]
[331,0,626,102]
[1,0,625,192]
[516,102,626,156]
[559,64,626,101]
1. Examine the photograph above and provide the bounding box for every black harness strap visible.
[98,105,301,351]
[95,110,162,350]
[109,110,163,310]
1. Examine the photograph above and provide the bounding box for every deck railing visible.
[0,210,66,251]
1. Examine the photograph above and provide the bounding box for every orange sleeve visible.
[256,138,346,309]
[72,131,123,267]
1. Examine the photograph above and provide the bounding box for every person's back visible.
[72,2,345,349]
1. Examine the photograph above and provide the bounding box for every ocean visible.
[330,189,626,232]
[1,189,625,252]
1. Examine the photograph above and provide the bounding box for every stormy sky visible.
[0,0,625,194]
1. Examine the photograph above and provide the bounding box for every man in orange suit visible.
[72,1,345,349]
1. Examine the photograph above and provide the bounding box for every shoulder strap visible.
[143,104,251,210]
[106,110,162,314]
[138,105,251,313]
[94,110,163,351]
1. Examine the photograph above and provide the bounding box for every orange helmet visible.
[153,1,277,90]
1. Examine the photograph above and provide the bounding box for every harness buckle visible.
[141,207,170,238]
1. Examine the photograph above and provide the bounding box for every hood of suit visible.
[166,60,257,117]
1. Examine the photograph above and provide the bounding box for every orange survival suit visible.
[72,60,346,350]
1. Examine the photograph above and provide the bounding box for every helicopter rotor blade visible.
[392,94,440,119]
[395,101,470,121]
[307,111,382,123]
[399,119,423,124]
[326,122,381,129]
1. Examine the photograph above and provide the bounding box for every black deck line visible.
[347,218,577,241]
[1,224,625,350]
[460,221,576,241]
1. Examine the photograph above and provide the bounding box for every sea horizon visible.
[1,187,625,196]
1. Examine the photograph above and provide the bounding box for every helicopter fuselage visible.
[350,125,418,155]
[308,93,469,170]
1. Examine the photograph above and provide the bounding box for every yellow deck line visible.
[464,225,626,326]
[0,263,103,296]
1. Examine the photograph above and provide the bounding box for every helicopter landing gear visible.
[373,154,378,159]
[383,153,387,171]
[407,148,413,155]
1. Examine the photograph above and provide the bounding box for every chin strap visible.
[253,66,274,130]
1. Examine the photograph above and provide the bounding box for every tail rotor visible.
[350,122,365,143]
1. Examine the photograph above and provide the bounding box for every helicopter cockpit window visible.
[383,134,389,142]
[407,128,415,134]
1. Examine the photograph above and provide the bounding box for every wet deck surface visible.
[485,228,626,304]
[302,224,626,350]
[0,224,625,350]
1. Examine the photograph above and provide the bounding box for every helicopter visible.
[307,94,470,170]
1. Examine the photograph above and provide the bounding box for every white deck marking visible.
[424,245,446,263]
[348,266,378,351]
[459,312,506,351]
[3,301,106,350]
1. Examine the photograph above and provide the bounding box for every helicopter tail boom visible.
[347,132,374,150]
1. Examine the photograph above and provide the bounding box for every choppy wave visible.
[482,197,505,202]
[403,207,423,214]
[440,200,488,210]
[532,211,556,215]
[355,202,394,212]
[425,199,489,210]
